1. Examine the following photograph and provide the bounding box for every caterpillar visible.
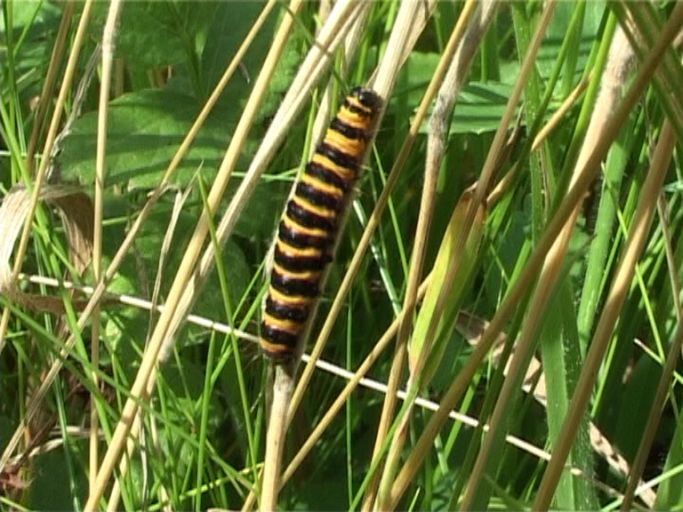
[260,86,382,361]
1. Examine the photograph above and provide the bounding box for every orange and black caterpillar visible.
[260,86,382,361]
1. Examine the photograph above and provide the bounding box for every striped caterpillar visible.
[260,87,382,361]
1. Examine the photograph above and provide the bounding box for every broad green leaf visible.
[28,451,86,510]
[200,1,273,98]
[59,89,239,189]
[448,82,517,134]
[417,78,523,135]
[234,178,291,241]
[99,1,217,71]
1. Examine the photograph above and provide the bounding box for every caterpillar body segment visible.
[260,86,382,361]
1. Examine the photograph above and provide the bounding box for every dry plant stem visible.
[319,0,332,21]
[532,76,590,153]
[163,0,365,355]
[374,2,495,509]
[288,0,454,426]
[369,0,422,97]
[106,412,143,512]
[533,117,677,509]
[0,0,275,476]
[106,190,189,512]
[90,0,123,490]
[368,0,438,88]
[148,189,191,339]
[308,0,369,145]
[261,364,295,510]
[386,7,673,507]
[530,8,683,503]
[418,2,558,394]
[621,200,682,509]
[0,0,94,353]
[488,75,590,205]
[290,1,365,113]
[261,3,370,366]
[372,124,438,508]
[339,2,371,72]
[284,279,430,490]
[460,21,633,511]
[238,276,431,511]
[264,0,362,139]
[10,272,649,505]
[362,4,480,509]
[254,14,370,488]
[83,1,303,508]
[0,0,95,473]
[25,1,76,175]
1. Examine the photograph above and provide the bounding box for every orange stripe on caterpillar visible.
[260,86,382,362]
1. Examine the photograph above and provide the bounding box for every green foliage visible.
[61,89,229,188]
[2,1,683,511]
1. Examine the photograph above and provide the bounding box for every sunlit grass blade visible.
[409,187,486,385]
